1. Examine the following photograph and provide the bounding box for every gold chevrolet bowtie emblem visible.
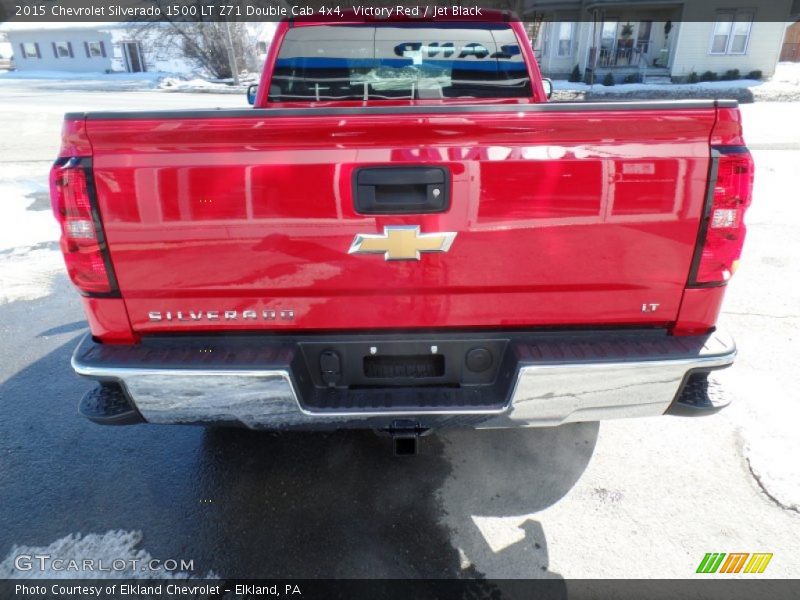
[348,226,457,261]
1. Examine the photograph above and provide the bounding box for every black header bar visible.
[1,0,796,23]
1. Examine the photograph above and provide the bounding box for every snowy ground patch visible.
[158,74,257,94]
[716,365,800,514]
[0,70,170,92]
[0,70,257,95]
[0,530,213,579]
[552,62,800,103]
[0,169,63,305]
[744,416,800,514]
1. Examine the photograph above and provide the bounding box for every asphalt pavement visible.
[0,85,798,580]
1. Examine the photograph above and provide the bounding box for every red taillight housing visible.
[691,148,754,285]
[50,159,115,294]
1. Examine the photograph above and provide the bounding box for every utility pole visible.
[224,21,240,86]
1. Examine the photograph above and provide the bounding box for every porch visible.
[580,3,684,81]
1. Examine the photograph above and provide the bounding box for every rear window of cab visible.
[269,24,532,101]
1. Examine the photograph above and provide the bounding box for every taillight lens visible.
[692,148,754,285]
[50,160,113,294]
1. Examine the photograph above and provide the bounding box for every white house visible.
[528,0,796,82]
[1,21,277,75]
[1,22,199,73]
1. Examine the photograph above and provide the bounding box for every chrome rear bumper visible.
[71,330,736,429]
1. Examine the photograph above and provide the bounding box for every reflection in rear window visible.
[269,24,532,101]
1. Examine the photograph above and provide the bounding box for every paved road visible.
[0,86,798,580]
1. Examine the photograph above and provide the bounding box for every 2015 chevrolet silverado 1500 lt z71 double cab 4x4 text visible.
[52,14,753,449]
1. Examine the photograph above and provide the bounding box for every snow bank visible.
[0,170,63,305]
[0,70,169,92]
[158,74,257,94]
[770,61,800,86]
[719,366,800,514]
[744,416,800,513]
[0,70,162,81]
[554,77,762,93]
[552,62,800,103]
[0,70,258,94]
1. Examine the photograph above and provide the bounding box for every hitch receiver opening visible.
[393,434,419,456]
[384,420,426,456]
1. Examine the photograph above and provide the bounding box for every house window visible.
[710,11,754,55]
[21,42,39,58]
[54,41,71,58]
[557,22,576,57]
[86,41,105,58]
[256,41,268,54]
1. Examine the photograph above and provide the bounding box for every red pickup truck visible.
[52,15,753,452]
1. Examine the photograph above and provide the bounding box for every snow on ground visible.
[554,76,761,93]
[740,388,800,513]
[766,61,800,85]
[715,366,800,514]
[159,74,257,94]
[0,165,62,305]
[160,77,231,91]
[0,70,256,94]
[553,62,800,102]
[0,530,214,578]
[0,70,163,82]
[0,70,169,92]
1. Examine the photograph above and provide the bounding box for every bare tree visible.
[162,21,251,80]
[130,0,254,81]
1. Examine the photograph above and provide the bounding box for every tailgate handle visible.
[354,167,450,214]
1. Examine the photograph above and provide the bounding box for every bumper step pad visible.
[79,383,145,425]
[667,372,732,416]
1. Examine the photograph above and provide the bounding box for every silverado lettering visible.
[147,310,295,322]
[52,12,753,446]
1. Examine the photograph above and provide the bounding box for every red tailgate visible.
[86,104,715,333]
